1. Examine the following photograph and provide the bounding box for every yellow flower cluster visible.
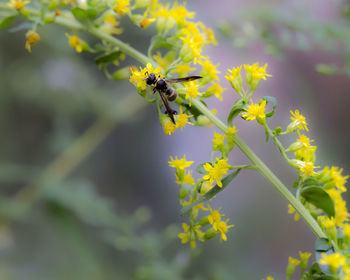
[286,252,311,278]
[168,154,235,247]
[207,205,234,241]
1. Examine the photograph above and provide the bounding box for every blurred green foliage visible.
[219,0,350,75]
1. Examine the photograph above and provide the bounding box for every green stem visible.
[0,5,326,238]
[190,99,326,239]
[265,123,291,162]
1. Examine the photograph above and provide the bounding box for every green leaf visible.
[180,169,241,215]
[0,16,16,29]
[315,238,332,252]
[71,7,97,22]
[308,262,333,280]
[196,162,210,174]
[301,186,335,217]
[148,35,174,57]
[86,8,97,19]
[262,96,277,118]
[95,51,122,65]
[227,99,245,126]
[315,238,334,277]
[302,177,320,188]
[71,7,88,21]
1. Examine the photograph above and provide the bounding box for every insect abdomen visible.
[166,88,177,101]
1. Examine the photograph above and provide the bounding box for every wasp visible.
[145,73,202,124]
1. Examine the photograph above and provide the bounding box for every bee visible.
[145,73,202,124]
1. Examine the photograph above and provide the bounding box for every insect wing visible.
[164,76,202,84]
[158,90,176,124]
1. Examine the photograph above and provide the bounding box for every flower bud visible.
[179,188,188,200]
[111,67,130,80]
[288,159,304,169]
[195,115,211,127]
[204,228,218,240]
[299,251,311,272]
[286,121,299,133]
[286,257,300,278]
[198,216,210,226]
[286,142,303,152]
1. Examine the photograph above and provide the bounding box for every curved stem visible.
[0,5,326,238]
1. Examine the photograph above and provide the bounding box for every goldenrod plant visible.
[0,0,349,279]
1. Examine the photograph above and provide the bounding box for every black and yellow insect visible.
[145,73,202,124]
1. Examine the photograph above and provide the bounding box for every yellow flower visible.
[129,63,162,91]
[169,2,195,26]
[103,15,123,35]
[183,171,195,185]
[330,167,349,192]
[225,66,242,83]
[286,257,301,278]
[225,65,243,93]
[203,158,230,187]
[129,66,147,91]
[242,99,266,121]
[168,155,194,170]
[207,83,225,101]
[299,251,312,272]
[8,0,29,11]
[25,31,40,52]
[289,257,300,266]
[171,64,196,76]
[212,131,225,151]
[153,51,171,69]
[294,145,317,162]
[207,205,224,230]
[178,223,204,248]
[216,219,234,241]
[199,59,220,81]
[176,107,192,130]
[163,121,176,135]
[226,126,238,136]
[322,217,336,229]
[288,204,300,221]
[114,0,130,16]
[180,33,205,64]
[319,252,346,274]
[299,161,318,178]
[198,22,217,45]
[66,34,85,53]
[184,81,201,106]
[288,109,309,132]
[266,277,274,280]
[139,11,156,29]
[326,189,349,227]
[244,62,272,81]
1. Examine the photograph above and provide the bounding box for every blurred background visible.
[0,0,350,279]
